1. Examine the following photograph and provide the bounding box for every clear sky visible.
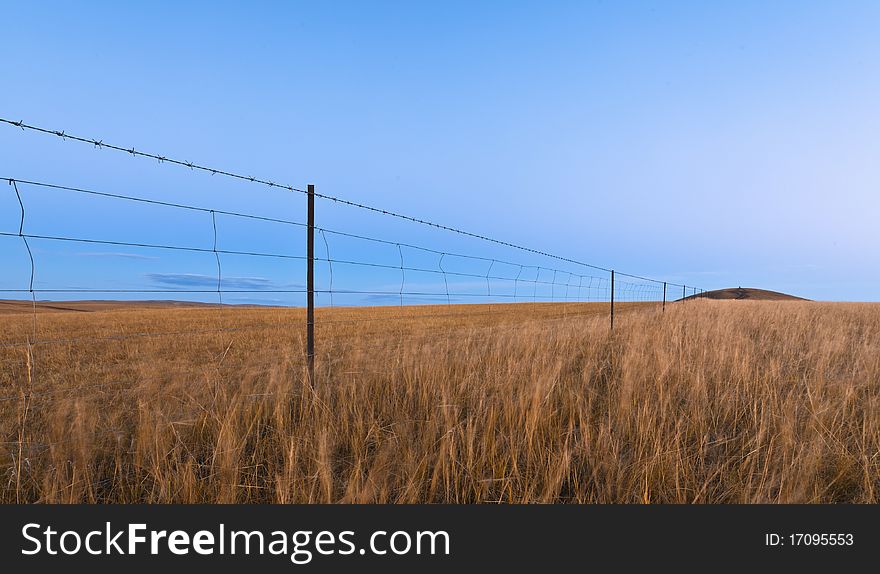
[2,1,879,303]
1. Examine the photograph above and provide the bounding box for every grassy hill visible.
[686,287,807,301]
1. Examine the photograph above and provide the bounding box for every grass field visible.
[1,300,878,503]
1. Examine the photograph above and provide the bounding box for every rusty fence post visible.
[610,270,615,330]
[307,184,315,384]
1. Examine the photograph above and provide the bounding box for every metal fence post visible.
[307,184,315,384]
[662,281,667,312]
[610,270,615,330]
[682,284,686,302]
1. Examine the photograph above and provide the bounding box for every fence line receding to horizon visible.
[0,118,708,382]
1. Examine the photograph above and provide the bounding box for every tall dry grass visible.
[1,300,878,503]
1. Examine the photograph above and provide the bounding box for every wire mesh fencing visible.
[0,118,709,395]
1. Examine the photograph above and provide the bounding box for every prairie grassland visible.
[1,300,878,503]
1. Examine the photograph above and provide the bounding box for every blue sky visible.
[2,1,879,303]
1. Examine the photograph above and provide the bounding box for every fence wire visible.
[1,119,712,416]
[0,174,706,351]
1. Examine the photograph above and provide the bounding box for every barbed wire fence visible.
[0,118,708,395]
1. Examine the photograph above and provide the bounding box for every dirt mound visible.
[689,288,808,301]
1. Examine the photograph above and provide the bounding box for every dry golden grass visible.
[1,300,878,503]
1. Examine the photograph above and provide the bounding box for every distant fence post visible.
[662,281,667,312]
[682,284,686,302]
[307,184,315,384]
[610,270,615,330]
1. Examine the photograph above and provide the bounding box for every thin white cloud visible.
[77,252,159,261]
[145,272,302,291]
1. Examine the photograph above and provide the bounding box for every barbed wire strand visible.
[1,119,697,287]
